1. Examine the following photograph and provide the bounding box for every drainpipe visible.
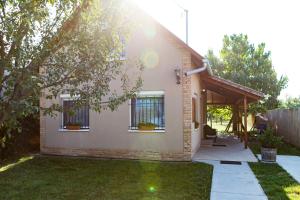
[185,65,207,76]
[184,59,212,76]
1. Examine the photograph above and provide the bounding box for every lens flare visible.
[148,186,156,193]
[141,49,159,69]
[143,24,157,39]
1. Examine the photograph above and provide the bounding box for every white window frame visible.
[59,94,90,132]
[128,91,165,133]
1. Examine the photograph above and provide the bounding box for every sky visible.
[133,0,300,99]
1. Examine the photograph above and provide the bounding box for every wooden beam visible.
[207,103,234,105]
[244,96,248,149]
[225,116,233,132]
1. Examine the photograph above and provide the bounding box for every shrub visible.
[258,126,283,148]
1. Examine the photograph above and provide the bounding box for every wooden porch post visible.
[237,108,240,139]
[244,96,248,149]
[239,108,243,142]
[202,89,207,124]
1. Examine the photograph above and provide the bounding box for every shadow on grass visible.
[0,156,213,200]
[249,162,300,200]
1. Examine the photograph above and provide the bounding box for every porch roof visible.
[203,76,264,105]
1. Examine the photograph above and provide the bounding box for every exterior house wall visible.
[40,18,196,161]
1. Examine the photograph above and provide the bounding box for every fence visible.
[267,108,300,148]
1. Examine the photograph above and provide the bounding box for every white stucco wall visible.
[42,17,186,154]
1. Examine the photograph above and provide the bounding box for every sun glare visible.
[132,0,186,40]
[0,156,33,173]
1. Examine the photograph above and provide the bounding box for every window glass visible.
[62,100,89,129]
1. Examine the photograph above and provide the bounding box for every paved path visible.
[274,155,300,183]
[198,160,267,200]
[193,136,257,162]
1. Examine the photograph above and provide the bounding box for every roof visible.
[143,12,204,67]
[158,25,204,66]
[204,76,264,105]
[138,8,264,104]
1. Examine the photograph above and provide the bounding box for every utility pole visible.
[185,8,188,45]
[174,1,189,45]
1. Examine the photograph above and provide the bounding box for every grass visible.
[0,156,213,200]
[248,139,300,156]
[248,136,300,200]
[249,163,300,200]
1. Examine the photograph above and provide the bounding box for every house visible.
[40,7,264,161]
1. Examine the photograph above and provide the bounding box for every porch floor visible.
[192,136,258,162]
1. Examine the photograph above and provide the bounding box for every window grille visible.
[130,95,165,130]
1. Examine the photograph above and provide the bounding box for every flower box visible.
[138,122,157,131]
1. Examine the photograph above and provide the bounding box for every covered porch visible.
[200,75,264,149]
[194,74,264,162]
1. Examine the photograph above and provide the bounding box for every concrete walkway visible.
[277,155,300,183]
[199,160,267,200]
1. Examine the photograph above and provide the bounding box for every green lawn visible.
[249,163,300,200]
[0,156,212,200]
[248,138,300,200]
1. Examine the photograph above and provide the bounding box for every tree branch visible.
[41,69,76,89]
[6,19,29,62]
[27,0,91,73]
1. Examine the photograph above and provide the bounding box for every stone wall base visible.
[41,147,191,161]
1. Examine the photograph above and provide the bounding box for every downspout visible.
[184,59,212,76]
[185,65,207,76]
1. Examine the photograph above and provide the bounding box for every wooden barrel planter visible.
[261,147,277,163]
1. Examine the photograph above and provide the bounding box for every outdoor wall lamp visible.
[174,68,181,84]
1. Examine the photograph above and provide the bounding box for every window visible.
[130,91,165,130]
[61,98,89,130]
[120,36,126,60]
[192,97,196,122]
[106,35,126,61]
[192,94,200,130]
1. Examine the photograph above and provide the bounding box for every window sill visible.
[128,130,165,133]
[58,129,90,132]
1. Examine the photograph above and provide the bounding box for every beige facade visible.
[40,15,204,161]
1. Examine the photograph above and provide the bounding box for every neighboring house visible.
[40,10,263,161]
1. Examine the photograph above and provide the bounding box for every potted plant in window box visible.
[66,122,82,130]
[138,122,157,131]
[258,126,282,163]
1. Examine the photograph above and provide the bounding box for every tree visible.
[280,96,300,109]
[206,34,288,113]
[0,0,143,148]
[207,106,231,121]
